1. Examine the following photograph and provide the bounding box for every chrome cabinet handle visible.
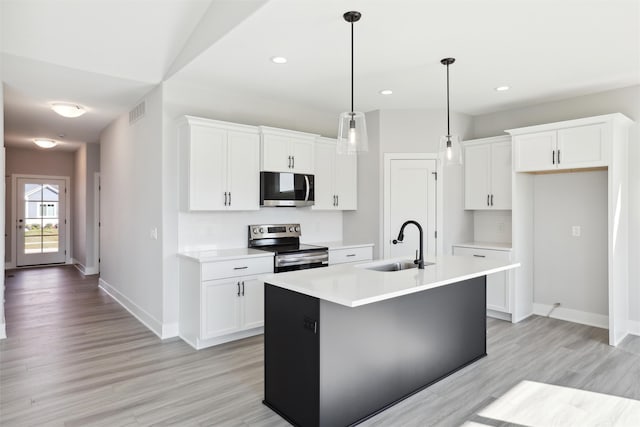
[304,175,310,202]
[237,282,241,296]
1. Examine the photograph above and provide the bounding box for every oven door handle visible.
[304,175,310,202]
[276,253,329,267]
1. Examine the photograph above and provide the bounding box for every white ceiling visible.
[2,0,639,151]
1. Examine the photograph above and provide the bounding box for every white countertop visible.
[179,248,274,262]
[261,255,519,307]
[452,242,513,251]
[303,241,374,250]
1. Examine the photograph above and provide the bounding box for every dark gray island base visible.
[263,276,487,427]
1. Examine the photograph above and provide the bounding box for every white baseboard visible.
[5,262,13,270]
[0,322,6,339]
[181,327,263,350]
[533,303,609,329]
[98,278,177,340]
[72,260,99,275]
[629,320,640,336]
[487,309,512,322]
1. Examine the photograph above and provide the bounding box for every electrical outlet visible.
[572,226,581,237]
[150,227,158,240]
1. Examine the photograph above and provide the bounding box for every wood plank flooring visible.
[1,265,639,426]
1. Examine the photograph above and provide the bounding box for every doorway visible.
[383,154,439,259]
[13,175,69,267]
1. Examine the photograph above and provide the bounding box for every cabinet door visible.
[490,141,512,209]
[291,138,315,174]
[513,131,556,172]
[227,131,260,211]
[335,151,357,210]
[464,144,491,209]
[312,143,337,210]
[556,124,607,169]
[241,277,265,330]
[262,134,291,172]
[189,125,227,210]
[202,279,242,339]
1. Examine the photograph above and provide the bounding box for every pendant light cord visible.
[446,62,450,137]
[351,20,354,114]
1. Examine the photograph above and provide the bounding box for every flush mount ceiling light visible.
[439,57,463,166]
[495,85,510,92]
[337,11,368,155]
[379,89,393,95]
[51,103,86,118]
[33,138,57,149]
[271,56,287,64]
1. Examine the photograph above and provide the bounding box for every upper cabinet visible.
[463,136,512,210]
[259,126,317,174]
[508,114,631,172]
[313,137,357,210]
[178,116,260,211]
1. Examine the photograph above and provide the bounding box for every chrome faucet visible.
[392,220,424,269]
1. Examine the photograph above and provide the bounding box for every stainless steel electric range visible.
[248,224,328,273]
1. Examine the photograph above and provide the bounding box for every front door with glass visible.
[16,178,67,266]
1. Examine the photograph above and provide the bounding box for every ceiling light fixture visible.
[495,85,510,92]
[379,89,393,95]
[33,139,57,149]
[439,57,462,166]
[337,11,368,154]
[51,103,86,118]
[271,56,287,64]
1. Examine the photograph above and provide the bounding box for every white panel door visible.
[513,131,556,172]
[16,178,67,266]
[241,277,265,330]
[312,143,336,210]
[556,124,607,169]
[335,151,357,210]
[490,141,513,209]
[291,138,315,174]
[464,144,491,209]
[261,134,291,172]
[227,131,260,211]
[190,125,227,210]
[202,279,241,339]
[386,159,437,259]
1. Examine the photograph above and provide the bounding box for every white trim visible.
[0,323,6,339]
[72,259,99,275]
[533,303,609,329]
[93,172,100,274]
[181,328,264,350]
[383,153,442,259]
[163,323,179,339]
[487,309,512,322]
[629,320,640,337]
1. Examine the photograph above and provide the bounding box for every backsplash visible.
[473,210,512,243]
[179,209,343,251]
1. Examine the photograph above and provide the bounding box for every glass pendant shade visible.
[337,111,368,154]
[440,134,462,166]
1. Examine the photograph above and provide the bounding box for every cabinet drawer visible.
[202,256,273,281]
[452,246,511,261]
[329,246,373,265]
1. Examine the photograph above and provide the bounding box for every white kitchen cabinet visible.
[463,136,512,210]
[178,116,260,211]
[179,252,273,349]
[512,120,609,172]
[328,246,373,265]
[452,244,513,318]
[312,137,357,210]
[260,126,317,174]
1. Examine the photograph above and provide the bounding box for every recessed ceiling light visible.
[379,89,393,95]
[33,139,57,149]
[271,56,287,64]
[495,86,510,92]
[51,103,86,118]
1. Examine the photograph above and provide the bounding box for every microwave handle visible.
[304,175,310,201]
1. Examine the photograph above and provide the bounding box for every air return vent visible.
[129,101,146,125]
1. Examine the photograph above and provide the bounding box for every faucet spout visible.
[392,220,424,269]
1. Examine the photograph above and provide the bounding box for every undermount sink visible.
[365,260,434,272]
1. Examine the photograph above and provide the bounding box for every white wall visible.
[72,143,100,273]
[1,82,5,338]
[473,211,512,244]
[472,84,640,326]
[99,85,166,337]
[533,171,608,316]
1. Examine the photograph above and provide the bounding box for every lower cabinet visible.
[180,255,273,349]
[328,245,373,265]
[452,245,513,319]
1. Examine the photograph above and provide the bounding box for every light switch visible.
[572,226,581,237]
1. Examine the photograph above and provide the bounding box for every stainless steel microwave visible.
[260,172,315,207]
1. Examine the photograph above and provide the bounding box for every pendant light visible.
[337,11,368,155]
[439,57,462,165]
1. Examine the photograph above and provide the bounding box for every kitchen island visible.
[261,255,519,427]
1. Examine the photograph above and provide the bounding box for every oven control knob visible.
[252,228,258,234]
[289,227,294,232]
[259,227,264,233]
[294,226,300,232]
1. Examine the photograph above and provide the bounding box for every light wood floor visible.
[1,266,639,426]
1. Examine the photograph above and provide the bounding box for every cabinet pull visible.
[228,192,231,206]
[292,156,295,169]
[346,254,356,257]
[490,194,494,206]
[487,194,490,206]
[237,282,241,296]
[241,281,245,296]
[288,156,292,168]
[473,254,486,258]
[336,195,339,206]
[233,266,248,270]
[557,149,561,164]
[224,192,228,206]
[552,150,555,165]
[333,195,336,206]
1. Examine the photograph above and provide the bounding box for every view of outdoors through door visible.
[16,178,67,266]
